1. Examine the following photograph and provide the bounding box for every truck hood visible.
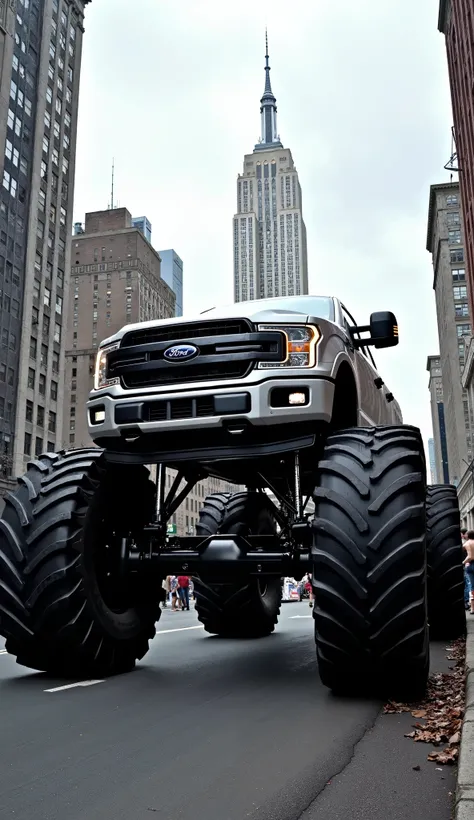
[100,296,335,347]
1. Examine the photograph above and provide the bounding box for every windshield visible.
[201,295,334,321]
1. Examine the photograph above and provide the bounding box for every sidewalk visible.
[457,618,474,819]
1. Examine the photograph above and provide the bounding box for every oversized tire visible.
[0,449,160,676]
[312,426,429,700]
[193,492,281,638]
[426,484,465,639]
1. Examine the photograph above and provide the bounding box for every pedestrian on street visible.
[462,529,470,609]
[177,575,191,611]
[170,575,179,611]
[305,573,314,608]
[162,576,171,608]
[463,530,474,614]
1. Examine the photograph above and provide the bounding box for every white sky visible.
[73,0,454,447]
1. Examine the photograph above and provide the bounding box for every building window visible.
[51,380,58,401]
[37,405,44,427]
[54,323,61,344]
[47,441,55,453]
[48,411,56,434]
[24,432,31,456]
[452,269,466,282]
[35,436,43,457]
[447,211,460,225]
[25,400,33,423]
[453,285,468,300]
[457,324,471,337]
[40,344,48,367]
[27,367,35,389]
[448,229,462,244]
[44,287,51,307]
[52,351,59,373]
[55,294,63,314]
[42,135,49,154]
[455,303,469,318]
[29,336,37,359]
[38,373,46,395]
[446,194,458,205]
[450,248,464,263]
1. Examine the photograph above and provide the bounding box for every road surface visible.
[0,602,455,820]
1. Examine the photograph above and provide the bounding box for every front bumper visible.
[87,376,334,441]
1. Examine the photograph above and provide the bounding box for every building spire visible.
[255,30,283,151]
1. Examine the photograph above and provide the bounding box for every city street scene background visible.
[0,1,473,819]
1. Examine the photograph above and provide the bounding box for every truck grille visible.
[108,318,285,389]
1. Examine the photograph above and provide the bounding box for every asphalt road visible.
[0,602,455,820]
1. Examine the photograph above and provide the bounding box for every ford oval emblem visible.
[163,343,199,362]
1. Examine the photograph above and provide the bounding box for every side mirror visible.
[350,311,399,349]
[369,311,399,348]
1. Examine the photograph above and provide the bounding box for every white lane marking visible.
[289,615,313,619]
[156,625,205,635]
[45,680,105,693]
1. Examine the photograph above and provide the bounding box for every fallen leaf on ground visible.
[384,636,466,765]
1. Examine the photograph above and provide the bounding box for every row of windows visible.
[25,400,56,432]
[27,367,58,397]
[24,433,55,458]
[28,339,60,369]
[5,140,28,175]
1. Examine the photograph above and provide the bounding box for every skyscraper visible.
[428,438,438,484]
[131,215,152,244]
[427,355,450,484]
[64,207,175,448]
[233,34,308,303]
[159,249,183,316]
[0,0,91,489]
[426,181,472,484]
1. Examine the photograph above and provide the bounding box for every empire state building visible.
[233,35,308,303]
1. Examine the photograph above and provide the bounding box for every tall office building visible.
[63,207,175,448]
[159,249,183,316]
[428,438,438,484]
[427,355,450,484]
[0,0,91,488]
[426,182,472,484]
[438,1,474,323]
[131,215,151,244]
[233,35,308,303]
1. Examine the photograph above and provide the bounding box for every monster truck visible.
[0,295,465,697]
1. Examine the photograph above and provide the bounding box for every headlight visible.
[94,343,120,390]
[257,324,320,368]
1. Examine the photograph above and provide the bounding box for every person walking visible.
[170,575,179,611]
[177,575,190,611]
[462,529,470,610]
[463,530,474,614]
[162,576,171,609]
[304,573,314,608]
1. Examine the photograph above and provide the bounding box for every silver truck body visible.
[87,295,402,446]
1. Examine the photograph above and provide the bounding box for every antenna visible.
[110,158,115,210]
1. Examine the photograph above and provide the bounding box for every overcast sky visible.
[73,0,453,448]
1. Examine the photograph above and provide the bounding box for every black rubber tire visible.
[0,449,160,676]
[426,484,466,640]
[193,492,281,638]
[312,426,429,701]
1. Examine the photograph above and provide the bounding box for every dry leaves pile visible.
[383,637,466,765]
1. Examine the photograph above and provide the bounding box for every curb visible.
[456,618,474,819]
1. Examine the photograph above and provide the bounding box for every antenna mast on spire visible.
[110,158,115,210]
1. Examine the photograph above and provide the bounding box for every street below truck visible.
[0,603,456,820]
